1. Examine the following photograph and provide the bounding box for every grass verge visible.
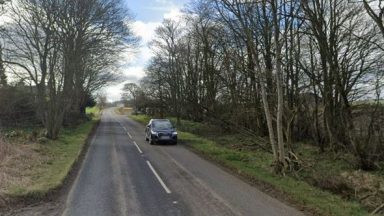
[0,107,100,205]
[86,106,101,119]
[129,114,369,216]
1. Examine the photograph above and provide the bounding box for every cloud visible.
[163,8,182,21]
[120,20,161,70]
[0,8,14,26]
[133,21,161,43]
[148,0,178,11]
[105,0,186,101]
[155,0,172,3]
[103,66,146,102]
[104,83,125,102]
[123,74,140,82]
[124,3,184,68]
[125,66,146,78]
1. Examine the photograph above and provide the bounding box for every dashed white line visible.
[119,124,127,132]
[117,121,131,138]
[133,141,143,154]
[146,161,172,194]
[115,119,126,131]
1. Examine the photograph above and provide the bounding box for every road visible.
[62,108,305,216]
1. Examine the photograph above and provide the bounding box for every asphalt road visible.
[62,108,305,216]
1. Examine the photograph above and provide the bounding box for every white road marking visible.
[115,119,127,132]
[146,161,172,194]
[116,117,141,153]
[116,120,132,138]
[133,141,143,154]
[121,125,127,131]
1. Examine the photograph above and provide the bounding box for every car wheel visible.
[149,136,154,145]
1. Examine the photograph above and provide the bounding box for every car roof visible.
[151,119,171,121]
[150,119,172,125]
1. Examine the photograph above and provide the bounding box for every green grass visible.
[129,114,369,216]
[6,108,99,199]
[352,99,384,105]
[129,114,151,124]
[86,106,101,120]
[183,132,367,216]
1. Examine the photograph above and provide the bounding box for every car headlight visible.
[151,130,158,136]
[172,131,178,135]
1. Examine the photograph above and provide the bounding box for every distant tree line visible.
[0,0,137,138]
[128,0,383,172]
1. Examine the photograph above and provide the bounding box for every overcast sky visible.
[104,0,188,102]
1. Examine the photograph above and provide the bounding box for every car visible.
[145,119,178,145]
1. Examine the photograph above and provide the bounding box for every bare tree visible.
[97,93,107,110]
[56,0,138,124]
[121,83,141,110]
[1,0,137,138]
[150,19,185,123]
[0,0,10,87]
[2,0,64,138]
[145,57,167,118]
[362,0,384,39]
[142,0,383,172]
[0,45,6,87]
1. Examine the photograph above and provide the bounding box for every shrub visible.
[0,86,39,127]
[0,134,9,162]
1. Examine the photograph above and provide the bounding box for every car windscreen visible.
[152,121,173,130]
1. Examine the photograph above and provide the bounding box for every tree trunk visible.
[272,0,285,171]
[260,70,278,159]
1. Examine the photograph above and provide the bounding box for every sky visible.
[104,0,189,102]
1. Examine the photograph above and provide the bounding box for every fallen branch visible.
[371,203,384,215]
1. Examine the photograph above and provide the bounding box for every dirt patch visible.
[306,167,384,214]
[0,134,49,209]
[115,107,132,115]
[0,120,100,215]
[0,135,44,208]
[341,171,384,213]
[0,135,9,208]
